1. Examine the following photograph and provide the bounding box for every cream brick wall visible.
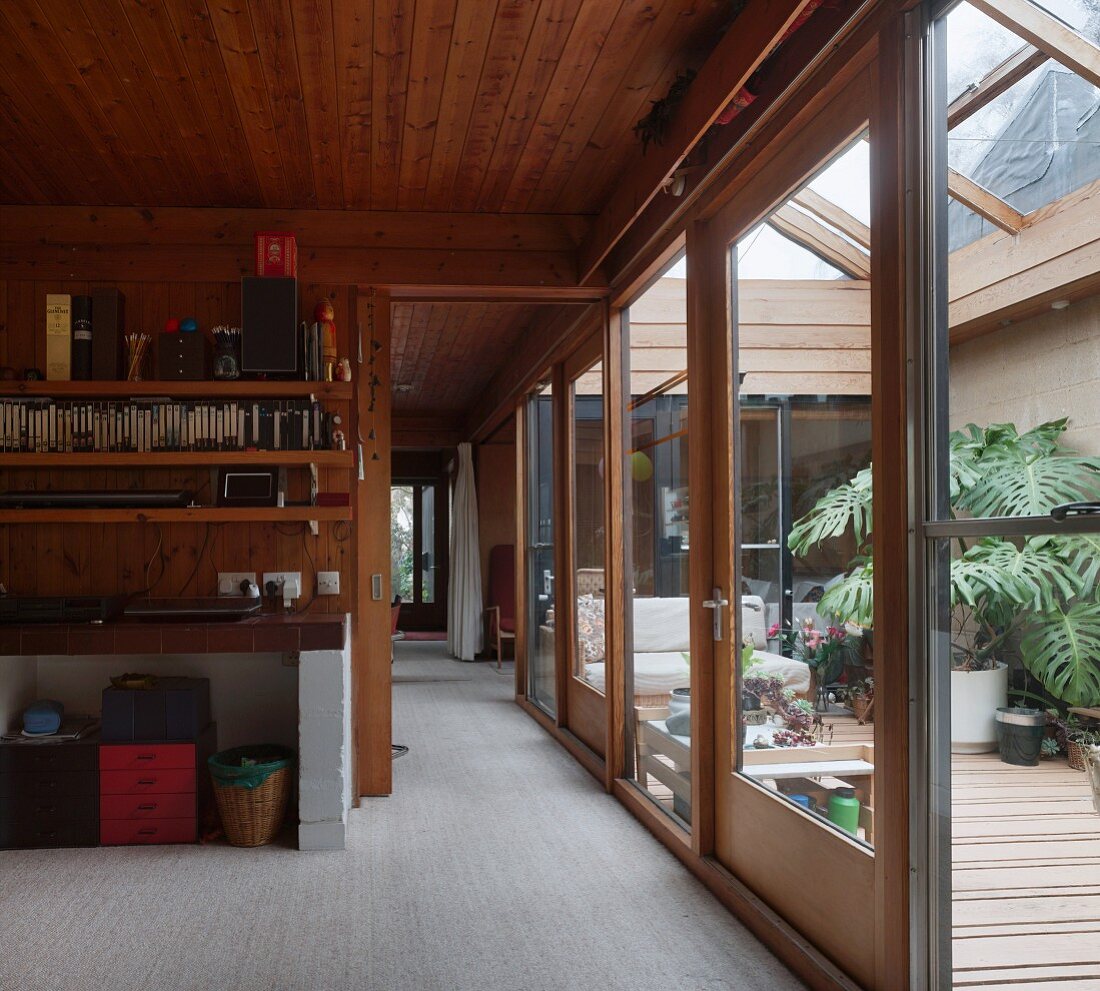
[950,295,1100,456]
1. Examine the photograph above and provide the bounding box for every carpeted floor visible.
[0,642,803,991]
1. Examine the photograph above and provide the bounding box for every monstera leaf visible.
[1049,533,1100,592]
[818,560,875,628]
[951,539,1084,614]
[788,466,873,556]
[960,420,1100,518]
[1021,600,1100,708]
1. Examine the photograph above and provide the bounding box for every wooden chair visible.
[485,544,516,668]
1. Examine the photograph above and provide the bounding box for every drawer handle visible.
[138,828,157,835]
[137,803,157,811]
[137,778,156,785]
[35,805,56,814]
[136,754,157,761]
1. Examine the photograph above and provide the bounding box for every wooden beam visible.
[604,0,874,292]
[946,44,1048,130]
[792,188,871,249]
[0,205,589,253]
[0,243,582,289]
[391,413,465,450]
[969,0,1100,89]
[355,288,393,797]
[768,205,872,278]
[578,0,815,282]
[947,168,1026,234]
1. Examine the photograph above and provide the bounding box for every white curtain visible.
[447,442,484,660]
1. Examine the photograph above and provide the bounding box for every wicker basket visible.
[211,764,292,847]
[851,696,874,725]
[1067,740,1091,772]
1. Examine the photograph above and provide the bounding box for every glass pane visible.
[733,134,876,848]
[526,384,557,716]
[925,6,1100,984]
[624,255,693,828]
[945,1,1100,249]
[420,484,435,604]
[931,528,1100,989]
[572,360,606,688]
[390,485,414,603]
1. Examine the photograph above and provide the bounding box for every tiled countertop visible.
[0,614,347,656]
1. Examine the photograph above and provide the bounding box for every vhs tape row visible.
[0,398,336,453]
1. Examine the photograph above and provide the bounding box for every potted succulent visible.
[1065,721,1100,772]
[789,419,1100,752]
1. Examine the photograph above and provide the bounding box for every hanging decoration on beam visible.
[632,0,832,161]
[364,288,382,463]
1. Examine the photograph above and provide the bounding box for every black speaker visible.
[241,276,298,375]
[91,287,124,380]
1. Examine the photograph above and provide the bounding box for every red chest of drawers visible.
[99,725,215,846]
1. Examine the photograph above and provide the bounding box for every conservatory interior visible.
[2,2,1098,990]
[523,7,1099,984]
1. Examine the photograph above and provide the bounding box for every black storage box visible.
[101,677,211,741]
[157,333,209,380]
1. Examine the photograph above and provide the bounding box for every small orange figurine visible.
[314,299,337,381]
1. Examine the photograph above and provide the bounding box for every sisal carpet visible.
[0,642,803,991]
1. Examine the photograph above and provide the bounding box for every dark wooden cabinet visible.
[0,737,100,849]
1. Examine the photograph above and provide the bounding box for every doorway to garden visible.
[391,450,451,634]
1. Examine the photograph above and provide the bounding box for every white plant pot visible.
[951,663,1008,754]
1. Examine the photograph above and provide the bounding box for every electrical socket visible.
[218,572,257,597]
[262,572,302,600]
[317,571,340,596]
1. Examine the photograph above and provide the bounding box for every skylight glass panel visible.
[807,139,870,226]
[736,223,847,280]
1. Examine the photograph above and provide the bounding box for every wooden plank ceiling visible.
[0,0,732,215]
[391,301,556,414]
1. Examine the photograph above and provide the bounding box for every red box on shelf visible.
[254,232,298,277]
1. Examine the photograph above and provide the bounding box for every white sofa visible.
[581,594,810,702]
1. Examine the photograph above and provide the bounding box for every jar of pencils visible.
[125,332,151,381]
[213,326,241,380]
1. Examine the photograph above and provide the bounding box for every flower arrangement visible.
[742,671,818,747]
[768,618,860,693]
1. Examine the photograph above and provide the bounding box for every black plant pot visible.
[995,707,1046,767]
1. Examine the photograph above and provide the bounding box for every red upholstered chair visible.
[485,544,516,668]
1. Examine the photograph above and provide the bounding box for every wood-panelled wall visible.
[0,278,356,615]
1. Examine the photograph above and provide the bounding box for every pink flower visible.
[767,622,780,638]
[827,626,845,640]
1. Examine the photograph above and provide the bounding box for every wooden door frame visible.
[561,328,611,758]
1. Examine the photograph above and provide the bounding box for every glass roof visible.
[737,223,848,280]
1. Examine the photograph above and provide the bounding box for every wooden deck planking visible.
[951,750,1099,988]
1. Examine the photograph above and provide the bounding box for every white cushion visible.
[632,597,691,652]
[585,651,690,695]
[747,650,811,694]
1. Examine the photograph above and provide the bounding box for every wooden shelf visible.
[0,506,352,524]
[0,381,353,399]
[0,450,355,468]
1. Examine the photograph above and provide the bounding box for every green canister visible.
[827,786,861,835]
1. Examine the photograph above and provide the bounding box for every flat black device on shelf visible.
[124,598,262,622]
[216,468,280,508]
[0,595,128,625]
[0,489,193,509]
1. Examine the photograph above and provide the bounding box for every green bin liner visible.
[208,745,295,790]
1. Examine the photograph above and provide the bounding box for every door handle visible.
[1051,501,1100,521]
[702,588,730,642]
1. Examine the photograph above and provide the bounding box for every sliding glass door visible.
[524,383,557,717]
[563,336,609,756]
[917,5,1100,986]
[620,251,705,831]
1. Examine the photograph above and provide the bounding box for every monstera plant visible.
[789,420,1100,707]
